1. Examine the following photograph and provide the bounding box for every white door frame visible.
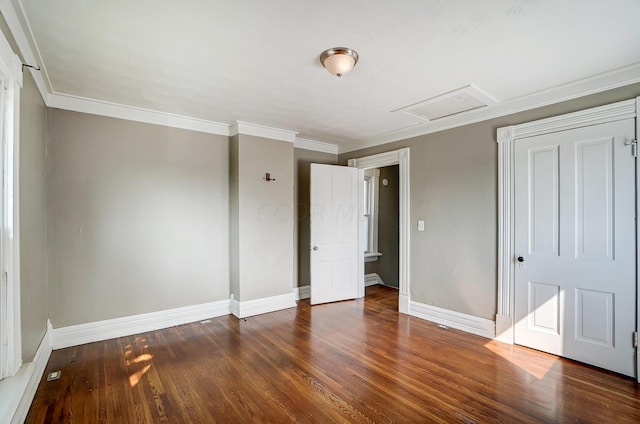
[348,148,410,313]
[496,99,639,355]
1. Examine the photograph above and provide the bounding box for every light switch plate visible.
[417,220,425,231]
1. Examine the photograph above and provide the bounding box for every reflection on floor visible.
[27,285,640,423]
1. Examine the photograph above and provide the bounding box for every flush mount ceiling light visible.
[320,47,359,78]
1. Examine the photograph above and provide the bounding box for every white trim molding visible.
[0,327,51,424]
[0,28,23,380]
[496,97,639,344]
[230,121,297,143]
[409,301,496,339]
[365,273,386,287]
[3,0,640,155]
[50,300,231,350]
[364,252,382,263]
[509,99,636,140]
[294,138,338,155]
[294,285,310,301]
[364,168,380,257]
[0,0,314,145]
[230,292,297,319]
[0,26,21,84]
[48,93,230,136]
[348,148,410,314]
[47,95,310,143]
[341,62,640,154]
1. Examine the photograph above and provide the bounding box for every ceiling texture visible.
[8,0,640,152]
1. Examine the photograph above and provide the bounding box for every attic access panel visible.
[394,85,498,122]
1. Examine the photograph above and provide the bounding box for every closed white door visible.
[310,164,363,305]
[514,119,636,377]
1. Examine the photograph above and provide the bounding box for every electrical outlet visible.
[47,370,61,381]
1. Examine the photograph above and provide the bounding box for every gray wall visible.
[294,148,337,287]
[20,70,48,361]
[341,83,640,321]
[231,134,294,301]
[47,109,230,327]
[365,165,399,288]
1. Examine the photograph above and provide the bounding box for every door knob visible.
[312,246,319,251]
[517,256,524,262]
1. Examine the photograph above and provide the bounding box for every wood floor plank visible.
[26,286,640,423]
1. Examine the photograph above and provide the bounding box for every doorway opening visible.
[363,165,399,292]
[348,147,410,313]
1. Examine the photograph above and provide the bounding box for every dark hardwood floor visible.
[27,285,640,423]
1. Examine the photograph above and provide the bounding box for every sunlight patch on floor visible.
[128,364,152,387]
[483,339,558,380]
[124,337,154,388]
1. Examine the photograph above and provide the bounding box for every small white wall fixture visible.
[348,148,410,313]
[496,98,639,344]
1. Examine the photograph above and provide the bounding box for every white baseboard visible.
[495,314,514,344]
[294,285,310,300]
[408,300,496,339]
[0,327,52,424]
[399,294,409,314]
[230,295,240,317]
[364,273,384,287]
[231,292,297,319]
[50,299,231,350]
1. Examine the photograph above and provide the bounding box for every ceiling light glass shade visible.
[320,47,359,77]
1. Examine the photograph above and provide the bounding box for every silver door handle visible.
[624,139,637,156]
[312,246,318,251]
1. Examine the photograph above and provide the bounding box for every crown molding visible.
[340,62,640,154]
[48,92,305,143]
[230,121,297,143]
[4,0,299,142]
[294,137,338,154]
[6,0,640,154]
[48,93,230,136]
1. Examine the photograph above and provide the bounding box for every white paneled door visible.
[514,119,636,377]
[310,164,363,305]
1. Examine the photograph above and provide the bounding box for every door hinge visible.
[624,139,637,157]
[633,332,638,348]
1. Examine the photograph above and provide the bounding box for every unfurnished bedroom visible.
[0,1,639,423]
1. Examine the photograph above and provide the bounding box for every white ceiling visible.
[12,0,640,152]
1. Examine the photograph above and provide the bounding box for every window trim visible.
[363,169,380,261]
[0,29,22,381]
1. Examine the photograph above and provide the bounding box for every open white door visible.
[310,164,363,305]
[514,119,636,377]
